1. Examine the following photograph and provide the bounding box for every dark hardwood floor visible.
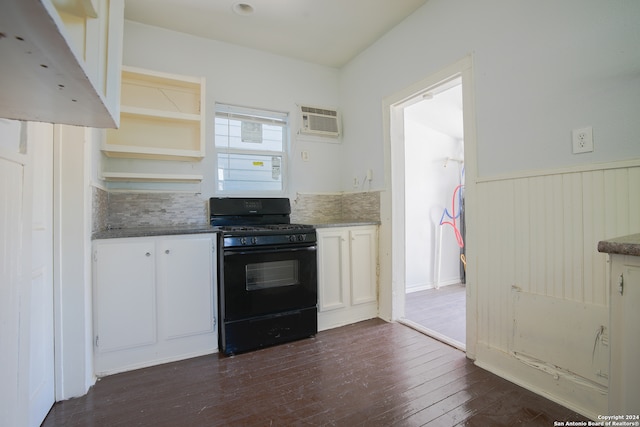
[405,284,466,346]
[43,319,586,426]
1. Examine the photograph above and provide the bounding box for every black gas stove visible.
[209,197,318,355]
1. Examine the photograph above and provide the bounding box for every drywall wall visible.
[404,118,463,291]
[339,0,640,183]
[113,20,343,196]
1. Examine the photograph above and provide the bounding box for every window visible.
[215,103,288,194]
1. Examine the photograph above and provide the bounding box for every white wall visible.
[112,21,345,196]
[0,120,31,427]
[54,125,95,400]
[404,118,462,291]
[339,0,640,184]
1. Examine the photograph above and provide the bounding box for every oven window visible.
[246,260,300,290]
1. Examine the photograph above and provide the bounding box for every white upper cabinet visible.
[0,0,124,128]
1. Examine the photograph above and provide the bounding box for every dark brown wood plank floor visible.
[42,319,586,426]
[405,284,466,344]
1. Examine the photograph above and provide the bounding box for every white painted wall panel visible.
[512,291,608,388]
[0,157,25,427]
[479,165,640,308]
[564,173,584,301]
[475,162,640,416]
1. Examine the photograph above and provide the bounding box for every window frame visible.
[214,103,290,196]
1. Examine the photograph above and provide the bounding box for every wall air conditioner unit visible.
[299,105,341,138]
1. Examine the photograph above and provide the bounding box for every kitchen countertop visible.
[597,233,640,256]
[92,221,380,240]
[92,225,218,240]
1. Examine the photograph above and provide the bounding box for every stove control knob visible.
[298,234,306,241]
[288,235,296,242]
[240,237,247,245]
[251,237,258,245]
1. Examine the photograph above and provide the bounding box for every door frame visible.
[380,55,478,358]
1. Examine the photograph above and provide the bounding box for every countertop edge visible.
[305,221,380,228]
[92,226,218,240]
[92,221,380,240]
[597,233,640,256]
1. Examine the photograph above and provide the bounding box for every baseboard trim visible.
[474,345,607,421]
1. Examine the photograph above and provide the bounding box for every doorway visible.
[381,56,477,357]
[401,80,466,350]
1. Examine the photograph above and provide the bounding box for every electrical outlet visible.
[572,126,593,154]
[301,151,309,161]
[353,177,359,188]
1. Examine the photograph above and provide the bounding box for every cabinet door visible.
[317,229,349,311]
[610,255,640,414]
[94,240,156,352]
[350,227,378,305]
[158,236,215,339]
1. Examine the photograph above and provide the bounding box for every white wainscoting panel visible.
[473,161,640,418]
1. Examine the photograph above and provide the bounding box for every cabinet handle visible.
[145,252,151,257]
[618,273,624,295]
[165,249,170,254]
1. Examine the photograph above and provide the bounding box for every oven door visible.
[219,243,317,322]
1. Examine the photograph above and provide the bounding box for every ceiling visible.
[405,82,463,140]
[123,0,428,68]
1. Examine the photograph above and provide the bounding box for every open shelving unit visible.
[101,172,204,183]
[103,66,206,162]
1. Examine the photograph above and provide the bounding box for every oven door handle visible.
[224,245,317,256]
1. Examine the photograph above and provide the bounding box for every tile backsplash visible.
[291,191,380,224]
[97,191,208,230]
[341,192,380,222]
[92,187,109,233]
[92,189,380,231]
[291,193,343,223]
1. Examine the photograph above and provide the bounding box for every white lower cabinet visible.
[93,234,217,376]
[94,239,157,354]
[317,225,378,331]
[609,254,640,415]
